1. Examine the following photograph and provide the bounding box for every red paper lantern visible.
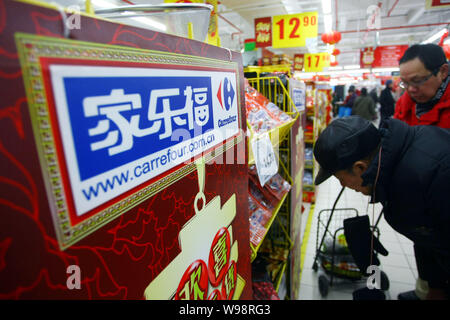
[332,48,340,56]
[322,31,342,45]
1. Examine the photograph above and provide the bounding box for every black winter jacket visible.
[362,119,450,288]
[379,87,395,119]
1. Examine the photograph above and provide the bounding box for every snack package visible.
[249,178,274,210]
[250,207,273,227]
[249,220,267,247]
[265,173,291,201]
[245,82,291,134]
[265,102,292,124]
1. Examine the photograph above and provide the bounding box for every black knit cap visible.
[313,116,381,185]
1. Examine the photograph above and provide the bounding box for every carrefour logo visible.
[49,65,240,217]
[216,77,235,111]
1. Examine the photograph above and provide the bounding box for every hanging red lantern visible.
[334,31,342,43]
[322,30,342,45]
[329,31,341,44]
[332,48,340,56]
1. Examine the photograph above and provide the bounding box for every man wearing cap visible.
[313,116,450,300]
[379,80,396,121]
[394,44,450,128]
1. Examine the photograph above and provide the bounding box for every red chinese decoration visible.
[443,44,450,60]
[175,260,209,300]
[208,227,231,287]
[207,289,223,300]
[330,61,338,67]
[332,48,340,56]
[221,260,237,300]
[321,30,342,45]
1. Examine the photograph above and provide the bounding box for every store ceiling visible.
[218,0,450,67]
[42,0,450,68]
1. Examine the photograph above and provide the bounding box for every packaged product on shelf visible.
[249,219,267,247]
[250,208,272,227]
[265,173,291,202]
[249,165,291,205]
[249,178,274,210]
[248,195,273,227]
[305,147,313,164]
[303,170,313,187]
[245,82,292,134]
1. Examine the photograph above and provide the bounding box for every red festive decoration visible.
[438,30,449,47]
[321,30,342,45]
[332,48,340,56]
[443,44,450,60]
[330,61,338,67]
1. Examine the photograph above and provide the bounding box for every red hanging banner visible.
[293,54,305,71]
[360,45,409,68]
[254,17,272,48]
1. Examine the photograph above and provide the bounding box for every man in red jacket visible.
[394,44,450,128]
[394,44,450,300]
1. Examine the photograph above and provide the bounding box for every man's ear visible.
[440,63,449,80]
[352,160,368,175]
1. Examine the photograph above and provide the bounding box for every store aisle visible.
[297,176,418,300]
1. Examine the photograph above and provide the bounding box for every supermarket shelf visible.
[248,118,296,166]
[274,260,288,293]
[244,64,292,79]
[250,191,289,262]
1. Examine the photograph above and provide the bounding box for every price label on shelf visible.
[272,11,318,48]
[304,52,330,72]
[251,133,278,186]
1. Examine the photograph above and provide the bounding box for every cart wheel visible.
[318,275,329,297]
[312,261,318,272]
[380,271,390,291]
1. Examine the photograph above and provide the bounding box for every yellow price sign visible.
[272,11,318,48]
[304,53,331,72]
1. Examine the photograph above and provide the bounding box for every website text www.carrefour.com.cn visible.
[81,132,216,201]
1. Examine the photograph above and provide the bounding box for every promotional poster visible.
[0,0,251,299]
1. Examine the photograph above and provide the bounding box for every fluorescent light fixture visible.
[372,67,399,73]
[322,0,332,14]
[324,14,332,33]
[422,28,448,44]
[343,64,361,69]
[129,16,167,32]
[92,0,117,8]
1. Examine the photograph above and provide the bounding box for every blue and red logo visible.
[217,77,235,111]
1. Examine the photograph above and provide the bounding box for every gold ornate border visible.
[15,33,243,250]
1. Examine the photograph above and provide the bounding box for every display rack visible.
[303,81,331,203]
[246,72,301,298]
[244,64,292,79]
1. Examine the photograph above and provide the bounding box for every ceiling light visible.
[343,65,361,69]
[322,0,331,15]
[91,0,117,8]
[129,16,167,32]
[422,28,448,44]
[324,14,332,33]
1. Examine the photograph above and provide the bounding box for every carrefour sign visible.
[50,65,240,217]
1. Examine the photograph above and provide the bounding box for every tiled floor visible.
[296,175,418,300]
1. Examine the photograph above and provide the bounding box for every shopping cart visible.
[311,186,390,297]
